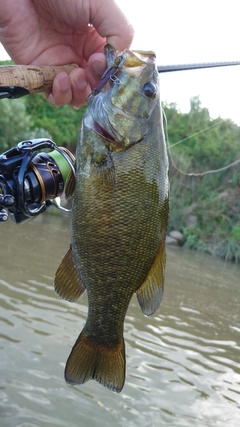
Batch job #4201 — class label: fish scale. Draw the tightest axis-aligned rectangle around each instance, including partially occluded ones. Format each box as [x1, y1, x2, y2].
[54, 45, 169, 393]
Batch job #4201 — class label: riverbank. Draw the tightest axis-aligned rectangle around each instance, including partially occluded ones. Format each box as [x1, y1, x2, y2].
[163, 98, 240, 264]
[166, 230, 184, 246]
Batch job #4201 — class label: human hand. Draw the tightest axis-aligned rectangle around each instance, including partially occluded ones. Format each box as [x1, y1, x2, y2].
[0, 0, 134, 108]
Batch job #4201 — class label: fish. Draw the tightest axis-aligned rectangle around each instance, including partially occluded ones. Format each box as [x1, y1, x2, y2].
[54, 44, 169, 393]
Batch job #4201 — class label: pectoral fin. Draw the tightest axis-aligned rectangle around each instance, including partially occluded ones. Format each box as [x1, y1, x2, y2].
[54, 245, 85, 301]
[136, 238, 166, 316]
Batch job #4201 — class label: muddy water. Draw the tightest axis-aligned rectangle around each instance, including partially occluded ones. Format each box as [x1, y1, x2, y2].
[0, 213, 239, 427]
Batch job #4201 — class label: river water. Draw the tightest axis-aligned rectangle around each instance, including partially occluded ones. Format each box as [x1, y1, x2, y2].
[0, 213, 239, 427]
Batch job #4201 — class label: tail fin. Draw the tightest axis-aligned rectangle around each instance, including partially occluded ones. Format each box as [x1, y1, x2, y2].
[65, 331, 126, 393]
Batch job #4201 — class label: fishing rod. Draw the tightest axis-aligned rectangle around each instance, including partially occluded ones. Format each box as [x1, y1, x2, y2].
[0, 60, 240, 99]
[0, 64, 78, 99]
[157, 60, 240, 73]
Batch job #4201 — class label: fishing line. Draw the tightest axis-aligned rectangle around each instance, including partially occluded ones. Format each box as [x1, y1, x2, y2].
[167, 120, 223, 149]
[162, 108, 240, 177]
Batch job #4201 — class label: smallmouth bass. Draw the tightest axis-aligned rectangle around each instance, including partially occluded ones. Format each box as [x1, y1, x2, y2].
[54, 45, 169, 393]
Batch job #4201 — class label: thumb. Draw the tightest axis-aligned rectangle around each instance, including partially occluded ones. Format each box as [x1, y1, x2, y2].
[90, 0, 134, 51]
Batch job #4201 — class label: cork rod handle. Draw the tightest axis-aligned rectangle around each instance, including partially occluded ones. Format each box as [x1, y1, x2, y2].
[0, 64, 78, 94]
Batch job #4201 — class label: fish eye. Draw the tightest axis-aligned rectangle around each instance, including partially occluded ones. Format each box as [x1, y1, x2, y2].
[143, 82, 157, 99]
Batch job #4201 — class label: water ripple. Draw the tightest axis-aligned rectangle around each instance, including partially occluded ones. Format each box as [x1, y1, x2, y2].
[0, 218, 240, 426]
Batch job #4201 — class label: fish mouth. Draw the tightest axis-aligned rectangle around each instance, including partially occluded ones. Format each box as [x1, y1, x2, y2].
[86, 101, 126, 145]
[88, 115, 142, 153]
[91, 119, 116, 143]
[91, 116, 145, 152]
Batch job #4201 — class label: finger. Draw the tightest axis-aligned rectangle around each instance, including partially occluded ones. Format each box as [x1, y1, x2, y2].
[90, 0, 134, 51]
[44, 68, 91, 109]
[87, 52, 107, 88]
[68, 67, 92, 109]
[44, 72, 72, 107]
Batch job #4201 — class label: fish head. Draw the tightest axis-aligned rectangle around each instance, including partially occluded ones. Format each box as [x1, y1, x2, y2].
[86, 45, 160, 152]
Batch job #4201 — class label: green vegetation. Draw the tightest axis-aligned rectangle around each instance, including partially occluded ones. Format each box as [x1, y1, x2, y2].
[163, 96, 240, 263]
[0, 59, 14, 65]
[0, 60, 86, 151]
[0, 60, 239, 262]
[24, 94, 86, 148]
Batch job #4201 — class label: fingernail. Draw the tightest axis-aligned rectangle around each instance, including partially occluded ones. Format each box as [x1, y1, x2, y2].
[75, 77, 88, 90]
[91, 59, 106, 77]
[58, 74, 70, 92]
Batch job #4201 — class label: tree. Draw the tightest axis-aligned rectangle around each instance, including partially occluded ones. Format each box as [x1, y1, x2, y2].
[23, 94, 87, 148]
[0, 59, 86, 149]
[164, 97, 240, 261]
[0, 99, 32, 151]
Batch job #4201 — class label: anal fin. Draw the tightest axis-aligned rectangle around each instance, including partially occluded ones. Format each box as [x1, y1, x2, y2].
[54, 245, 85, 301]
[136, 237, 166, 316]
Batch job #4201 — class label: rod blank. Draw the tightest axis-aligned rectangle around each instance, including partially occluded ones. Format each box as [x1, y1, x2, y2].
[157, 60, 240, 73]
